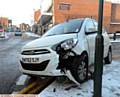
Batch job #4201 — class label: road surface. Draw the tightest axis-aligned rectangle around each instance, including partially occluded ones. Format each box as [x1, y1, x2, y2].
[0, 34, 37, 94]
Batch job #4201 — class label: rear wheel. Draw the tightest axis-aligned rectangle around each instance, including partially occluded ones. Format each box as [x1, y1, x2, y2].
[105, 47, 112, 64]
[70, 53, 88, 83]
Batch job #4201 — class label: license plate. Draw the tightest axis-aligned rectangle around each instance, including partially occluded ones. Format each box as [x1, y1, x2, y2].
[22, 58, 39, 63]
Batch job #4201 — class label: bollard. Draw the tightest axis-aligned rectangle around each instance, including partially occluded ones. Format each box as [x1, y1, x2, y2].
[113, 32, 116, 40]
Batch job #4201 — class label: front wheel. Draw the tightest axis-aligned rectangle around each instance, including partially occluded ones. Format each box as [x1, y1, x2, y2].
[70, 53, 88, 83]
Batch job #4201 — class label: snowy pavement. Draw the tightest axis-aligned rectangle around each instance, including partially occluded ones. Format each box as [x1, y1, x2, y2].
[111, 39, 120, 43]
[23, 32, 40, 38]
[5, 32, 13, 39]
[0, 32, 13, 40]
[39, 61, 120, 97]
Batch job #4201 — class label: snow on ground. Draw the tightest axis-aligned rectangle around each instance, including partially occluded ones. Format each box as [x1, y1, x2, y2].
[5, 32, 12, 39]
[109, 33, 120, 43]
[24, 32, 40, 38]
[0, 32, 12, 40]
[111, 39, 120, 43]
[39, 61, 120, 97]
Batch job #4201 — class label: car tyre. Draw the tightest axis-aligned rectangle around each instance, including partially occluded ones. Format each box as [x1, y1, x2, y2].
[70, 53, 88, 83]
[105, 47, 112, 64]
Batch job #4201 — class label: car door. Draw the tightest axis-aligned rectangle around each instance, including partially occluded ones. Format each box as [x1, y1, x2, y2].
[85, 19, 97, 64]
[93, 20, 109, 58]
[101, 29, 110, 58]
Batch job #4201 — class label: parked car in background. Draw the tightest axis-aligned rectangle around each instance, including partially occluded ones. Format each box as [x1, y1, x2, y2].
[20, 18, 112, 84]
[15, 31, 22, 36]
[0, 26, 5, 38]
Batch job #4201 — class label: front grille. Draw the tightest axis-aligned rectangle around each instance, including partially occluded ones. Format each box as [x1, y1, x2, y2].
[20, 60, 49, 71]
[21, 49, 50, 55]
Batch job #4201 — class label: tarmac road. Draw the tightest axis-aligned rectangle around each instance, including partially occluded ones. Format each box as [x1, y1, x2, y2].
[0, 34, 36, 94]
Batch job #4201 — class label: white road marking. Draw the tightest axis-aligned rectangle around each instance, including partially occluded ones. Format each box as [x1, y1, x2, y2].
[16, 75, 29, 85]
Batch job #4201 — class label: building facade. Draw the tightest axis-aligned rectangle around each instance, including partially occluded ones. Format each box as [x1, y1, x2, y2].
[19, 23, 31, 32]
[34, 9, 41, 23]
[53, 0, 111, 32]
[35, 0, 120, 33]
[0, 17, 9, 30]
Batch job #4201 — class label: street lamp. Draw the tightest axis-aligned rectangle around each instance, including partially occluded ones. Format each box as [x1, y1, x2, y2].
[93, 0, 104, 97]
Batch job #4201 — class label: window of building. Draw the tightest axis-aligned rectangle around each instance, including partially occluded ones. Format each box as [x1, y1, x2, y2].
[59, 3, 71, 11]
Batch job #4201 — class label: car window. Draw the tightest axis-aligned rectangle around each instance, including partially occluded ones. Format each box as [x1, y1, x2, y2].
[93, 20, 106, 33]
[85, 19, 97, 34]
[92, 20, 98, 31]
[43, 19, 83, 36]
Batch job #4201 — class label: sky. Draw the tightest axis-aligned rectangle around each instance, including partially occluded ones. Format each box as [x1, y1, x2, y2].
[0, 0, 120, 27]
[0, 0, 41, 26]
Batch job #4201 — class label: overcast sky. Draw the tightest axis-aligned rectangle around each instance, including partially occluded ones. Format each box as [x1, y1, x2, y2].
[0, 0, 41, 26]
[0, 0, 120, 26]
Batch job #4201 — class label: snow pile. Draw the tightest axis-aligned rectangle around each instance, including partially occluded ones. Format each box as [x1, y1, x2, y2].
[5, 33, 11, 39]
[111, 39, 120, 43]
[0, 32, 12, 39]
[23, 32, 40, 38]
[102, 61, 120, 97]
[39, 61, 120, 97]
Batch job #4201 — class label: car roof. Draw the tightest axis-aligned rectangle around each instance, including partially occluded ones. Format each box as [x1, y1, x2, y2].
[63, 18, 94, 23]
[65, 18, 84, 23]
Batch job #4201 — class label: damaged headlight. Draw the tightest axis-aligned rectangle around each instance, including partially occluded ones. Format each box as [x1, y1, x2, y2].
[60, 38, 78, 50]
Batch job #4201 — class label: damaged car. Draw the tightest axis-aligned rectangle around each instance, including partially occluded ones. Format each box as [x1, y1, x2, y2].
[20, 18, 112, 84]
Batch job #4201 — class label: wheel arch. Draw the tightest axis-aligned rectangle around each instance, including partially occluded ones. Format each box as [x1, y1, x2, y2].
[104, 45, 112, 64]
[109, 45, 112, 51]
[106, 45, 112, 57]
[69, 50, 89, 83]
[79, 51, 89, 65]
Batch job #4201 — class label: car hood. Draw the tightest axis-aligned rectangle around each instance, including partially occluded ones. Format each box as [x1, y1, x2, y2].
[23, 34, 77, 50]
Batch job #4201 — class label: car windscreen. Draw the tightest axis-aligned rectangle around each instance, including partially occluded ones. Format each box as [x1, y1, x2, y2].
[43, 19, 83, 36]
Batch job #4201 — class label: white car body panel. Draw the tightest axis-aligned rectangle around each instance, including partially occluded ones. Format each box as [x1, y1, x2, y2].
[20, 47, 62, 76]
[23, 34, 77, 50]
[103, 31, 111, 57]
[20, 18, 111, 84]
[21, 34, 77, 76]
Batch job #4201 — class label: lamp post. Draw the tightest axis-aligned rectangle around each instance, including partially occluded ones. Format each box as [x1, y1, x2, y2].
[93, 0, 104, 97]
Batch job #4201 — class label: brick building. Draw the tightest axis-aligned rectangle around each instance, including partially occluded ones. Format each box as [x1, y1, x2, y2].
[110, 3, 120, 33]
[53, 0, 112, 32]
[34, 9, 41, 23]
[0, 17, 9, 29]
[35, 0, 120, 33]
[19, 23, 31, 32]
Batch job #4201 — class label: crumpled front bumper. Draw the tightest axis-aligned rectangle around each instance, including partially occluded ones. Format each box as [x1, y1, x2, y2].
[19, 47, 65, 76]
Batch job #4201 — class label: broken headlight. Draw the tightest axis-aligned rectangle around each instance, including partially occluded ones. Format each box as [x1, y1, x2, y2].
[60, 38, 78, 50]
